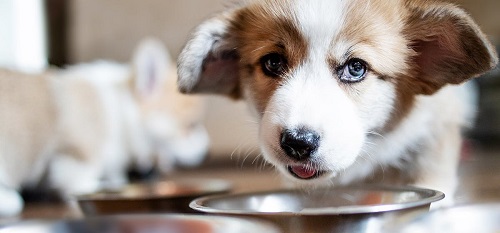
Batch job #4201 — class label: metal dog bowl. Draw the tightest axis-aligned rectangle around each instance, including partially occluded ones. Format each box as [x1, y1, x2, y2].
[392, 203, 500, 233]
[190, 185, 444, 233]
[77, 178, 231, 215]
[0, 214, 281, 233]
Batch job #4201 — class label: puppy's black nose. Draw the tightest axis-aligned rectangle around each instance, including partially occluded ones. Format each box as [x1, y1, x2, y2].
[280, 128, 320, 161]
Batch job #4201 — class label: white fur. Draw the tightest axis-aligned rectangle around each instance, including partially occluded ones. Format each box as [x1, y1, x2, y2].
[260, 60, 367, 182]
[177, 0, 497, 208]
[293, 0, 346, 52]
[177, 15, 232, 91]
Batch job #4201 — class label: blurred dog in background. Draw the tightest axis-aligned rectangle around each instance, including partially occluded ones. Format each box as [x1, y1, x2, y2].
[0, 38, 209, 217]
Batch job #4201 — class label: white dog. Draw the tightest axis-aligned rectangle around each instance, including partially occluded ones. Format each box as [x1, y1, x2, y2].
[177, 0, 498, 206]
[0, 39, 209, 217]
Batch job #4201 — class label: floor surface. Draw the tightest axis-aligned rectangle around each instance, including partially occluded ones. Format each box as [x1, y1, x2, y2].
[1, 144, 499, 225]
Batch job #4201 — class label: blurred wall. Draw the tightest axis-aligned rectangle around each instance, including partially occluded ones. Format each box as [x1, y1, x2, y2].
[69, 0, 227, 62]
[66, 0, 500, 159]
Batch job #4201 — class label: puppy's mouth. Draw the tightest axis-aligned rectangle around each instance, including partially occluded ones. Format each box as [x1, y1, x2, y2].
[287, 165, 327, 180]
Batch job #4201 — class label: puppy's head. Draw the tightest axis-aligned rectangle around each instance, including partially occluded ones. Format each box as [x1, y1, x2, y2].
[178, 0, 497, 183]
[132, 38, 209, 172]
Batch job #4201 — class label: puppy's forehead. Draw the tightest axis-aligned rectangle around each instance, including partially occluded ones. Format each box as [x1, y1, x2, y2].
[235, 0, 408, 75]
[235, 0, 347, 53]
[292, 0, 347, 49]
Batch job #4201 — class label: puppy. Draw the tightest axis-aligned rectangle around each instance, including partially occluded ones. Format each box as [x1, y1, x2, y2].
[0, 38, 208, 217]
[178, 0, 498, 206]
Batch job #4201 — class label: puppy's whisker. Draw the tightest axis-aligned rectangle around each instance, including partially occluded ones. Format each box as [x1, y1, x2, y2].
[230, 138, 257, 167]
[366, 130, 385, 139]
[363, 141, 377, 146]
[360, 148, 386, 179]
[229, 141, 245, 162]
[238, 142, 261, 168]
[240, 154, 251, 168]
[248, 149, 262, 165]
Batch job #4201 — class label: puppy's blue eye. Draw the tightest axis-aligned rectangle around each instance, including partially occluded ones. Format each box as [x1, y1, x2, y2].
[339, 58, 367, 83]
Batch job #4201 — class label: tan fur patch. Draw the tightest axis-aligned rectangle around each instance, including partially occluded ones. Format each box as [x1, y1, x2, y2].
[229, 1, 308, 114]
[335, 0, 412, 78]
[384, 0, 498, 131]
[403, 0, 498, 94]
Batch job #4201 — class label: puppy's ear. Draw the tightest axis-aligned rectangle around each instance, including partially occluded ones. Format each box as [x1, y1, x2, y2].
[132, 38, 171, 98]
[404, 3, 498, 95]
[177, 11, 241, 99]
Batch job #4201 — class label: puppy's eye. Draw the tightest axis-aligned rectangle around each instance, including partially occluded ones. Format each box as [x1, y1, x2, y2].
[339, 58, 367, 83]
[260, 53, 287, 77]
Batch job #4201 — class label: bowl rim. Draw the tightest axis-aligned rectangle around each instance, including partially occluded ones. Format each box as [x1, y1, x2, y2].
[76, 178, 232, 201]
[189, 184, 445, 216]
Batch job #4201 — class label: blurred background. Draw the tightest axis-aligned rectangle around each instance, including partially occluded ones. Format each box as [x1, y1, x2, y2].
[1, 0, 499, 164]
[0, 0, 499, 220]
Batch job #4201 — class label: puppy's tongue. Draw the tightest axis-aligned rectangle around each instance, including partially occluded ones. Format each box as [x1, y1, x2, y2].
[290, 165, 317, 179]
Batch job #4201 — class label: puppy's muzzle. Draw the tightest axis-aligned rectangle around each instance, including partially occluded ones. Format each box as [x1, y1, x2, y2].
[280, 127, 320, 161]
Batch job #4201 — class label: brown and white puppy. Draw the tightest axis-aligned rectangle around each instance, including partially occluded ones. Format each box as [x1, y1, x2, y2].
[0, 39, 208, 217]
[178, 0, 498, 206]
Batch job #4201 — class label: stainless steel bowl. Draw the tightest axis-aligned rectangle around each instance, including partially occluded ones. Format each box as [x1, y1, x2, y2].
[190, 185, 444, 233]
[393, 203, 500, 233]
[77, 178, 231, 215]
[0, 214, 281, 233]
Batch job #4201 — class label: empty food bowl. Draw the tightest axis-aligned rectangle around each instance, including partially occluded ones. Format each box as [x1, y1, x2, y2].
[77, 178, 231, 215]
[190, 185, 444, 233]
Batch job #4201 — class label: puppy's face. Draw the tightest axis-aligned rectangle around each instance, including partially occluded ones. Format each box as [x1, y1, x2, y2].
[178, 0, 497, 184]
[140, 72, 209, 169]
[231, 0, 412, 183]
[132, 39, 209, 170]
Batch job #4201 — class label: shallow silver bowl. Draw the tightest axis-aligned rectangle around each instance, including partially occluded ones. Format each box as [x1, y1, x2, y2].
[190, 185, 444, 233]
[0, 214, 281, 233]
[392, 203, 500, 233]
[77, 178, 231, 215]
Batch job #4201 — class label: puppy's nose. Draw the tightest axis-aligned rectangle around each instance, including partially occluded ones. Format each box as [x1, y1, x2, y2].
[280, 128, 320, 161]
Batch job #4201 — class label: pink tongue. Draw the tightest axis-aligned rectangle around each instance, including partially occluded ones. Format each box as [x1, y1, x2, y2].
[291, 165, 317, 179]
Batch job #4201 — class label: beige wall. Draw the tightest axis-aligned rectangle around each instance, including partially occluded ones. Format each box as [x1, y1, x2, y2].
[68, 0, 227, 62]
[67, 0, 500, 159]
[452, 0, 500, 43]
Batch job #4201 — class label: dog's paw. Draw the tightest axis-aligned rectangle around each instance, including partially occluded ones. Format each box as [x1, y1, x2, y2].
[0, 187, 24, 217]
[49, 156, 101, 197]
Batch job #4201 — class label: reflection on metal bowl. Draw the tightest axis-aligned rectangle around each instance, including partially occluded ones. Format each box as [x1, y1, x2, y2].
[190, 185, 444, 233]
[393, 203, 500, 233]
[0, 214, 281, 233]
[77, 178, 231, 215]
